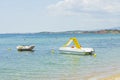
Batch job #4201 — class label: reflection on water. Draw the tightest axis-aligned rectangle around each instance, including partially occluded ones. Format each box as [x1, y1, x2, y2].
[17, 50, 35, 53]
[60, 52, 93, 56]
[59, 54, 81, 79]
[17, 50, 35, 55]
[62, 53, 81, 64]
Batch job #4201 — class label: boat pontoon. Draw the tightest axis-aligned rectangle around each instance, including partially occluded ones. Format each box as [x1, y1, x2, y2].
[59, 37, 95, 55]
[16, 45, 35, 51]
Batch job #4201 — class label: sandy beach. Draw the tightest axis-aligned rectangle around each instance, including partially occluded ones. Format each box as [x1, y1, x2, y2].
[100, 73, 120, 80]
[84, 72, 120, 80]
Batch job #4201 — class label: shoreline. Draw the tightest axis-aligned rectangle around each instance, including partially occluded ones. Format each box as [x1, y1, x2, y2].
[100, 73, 120, 80]
[0, 29, 120, 34]
[83, 69, 120, 80]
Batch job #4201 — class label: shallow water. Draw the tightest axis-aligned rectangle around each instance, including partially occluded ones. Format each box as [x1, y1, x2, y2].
[0, 33, 120, 80]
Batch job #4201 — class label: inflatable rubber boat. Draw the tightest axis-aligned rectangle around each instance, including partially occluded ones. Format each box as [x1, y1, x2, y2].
[59, 37, 95, 55]
[16, 45, 35, 51]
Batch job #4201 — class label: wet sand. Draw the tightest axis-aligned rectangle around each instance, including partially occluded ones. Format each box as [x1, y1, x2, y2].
[82, 68, 120, 80]
[100, 73, 120, 80]
[83, 73, 120, 80]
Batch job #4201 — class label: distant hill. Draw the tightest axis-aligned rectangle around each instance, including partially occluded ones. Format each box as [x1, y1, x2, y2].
[35, 29, 120, 34]
[91, 27, 120, 34]
[84, 29, 120, 34]
[61, 27, 120, 34]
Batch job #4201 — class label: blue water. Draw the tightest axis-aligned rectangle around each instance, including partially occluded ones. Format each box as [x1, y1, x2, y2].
[0, 33, 120, 80]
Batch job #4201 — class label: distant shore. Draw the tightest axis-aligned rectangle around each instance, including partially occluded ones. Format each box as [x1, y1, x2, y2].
[35, 29, 120, 34]
[0, 29, 120, 34]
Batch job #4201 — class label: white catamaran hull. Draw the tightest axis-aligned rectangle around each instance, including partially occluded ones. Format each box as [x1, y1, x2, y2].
[59, 47, 94, 55]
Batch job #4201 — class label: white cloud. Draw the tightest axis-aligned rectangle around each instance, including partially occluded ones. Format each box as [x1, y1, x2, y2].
[47, 0, 120, 16]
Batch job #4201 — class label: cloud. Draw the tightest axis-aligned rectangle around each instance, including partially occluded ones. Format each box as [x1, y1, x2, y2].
[47, 0, 120, 16]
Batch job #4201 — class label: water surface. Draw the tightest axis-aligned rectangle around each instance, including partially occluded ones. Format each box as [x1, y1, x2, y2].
[0, 33, 120, 80]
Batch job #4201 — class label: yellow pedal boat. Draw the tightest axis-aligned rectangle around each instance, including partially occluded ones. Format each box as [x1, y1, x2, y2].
[59, 37, 95, 55]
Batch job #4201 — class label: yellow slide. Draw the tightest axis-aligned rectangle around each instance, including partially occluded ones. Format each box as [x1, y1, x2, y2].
[63, 37, 82, 49]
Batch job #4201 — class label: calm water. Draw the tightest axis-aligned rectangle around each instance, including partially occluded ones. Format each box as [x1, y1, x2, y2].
[0, 33, 120, 80]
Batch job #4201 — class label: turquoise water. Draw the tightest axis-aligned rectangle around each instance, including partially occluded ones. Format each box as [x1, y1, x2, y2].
[0, 33, 120, 80]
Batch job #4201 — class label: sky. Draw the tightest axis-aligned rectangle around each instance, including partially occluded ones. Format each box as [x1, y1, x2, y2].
[0, 0, 120, 33]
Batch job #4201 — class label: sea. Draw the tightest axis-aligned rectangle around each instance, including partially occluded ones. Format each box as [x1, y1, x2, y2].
[0, 33, 120, 80]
